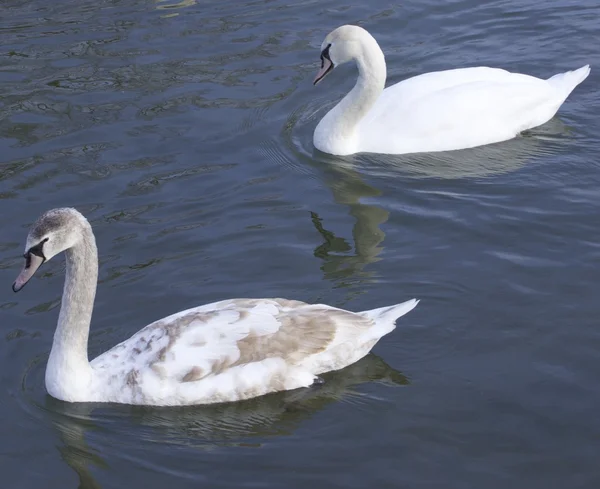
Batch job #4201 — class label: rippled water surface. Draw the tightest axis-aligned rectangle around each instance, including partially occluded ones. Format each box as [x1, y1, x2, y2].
[2, 0, 599, 487]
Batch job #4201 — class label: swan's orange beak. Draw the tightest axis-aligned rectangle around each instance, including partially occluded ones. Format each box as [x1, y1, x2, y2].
[313, 58, 334, 85]
[13, 253, 44, 292]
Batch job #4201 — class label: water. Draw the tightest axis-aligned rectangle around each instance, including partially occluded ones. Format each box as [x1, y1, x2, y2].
[1, 0, 599, 487]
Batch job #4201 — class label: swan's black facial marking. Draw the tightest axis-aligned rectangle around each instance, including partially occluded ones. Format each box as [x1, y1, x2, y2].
[320, 43, 332, 66]
[24, 237, 49, 269]
[314, 43, 334, 85]
[28, 237, 48, 259]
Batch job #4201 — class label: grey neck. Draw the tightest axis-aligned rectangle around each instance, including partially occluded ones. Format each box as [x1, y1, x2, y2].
[47, 223, 98, 378]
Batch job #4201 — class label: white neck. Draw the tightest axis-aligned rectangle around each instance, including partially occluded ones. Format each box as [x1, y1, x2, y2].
[314, 37, 386, 155]
[45, 224, 98, 401]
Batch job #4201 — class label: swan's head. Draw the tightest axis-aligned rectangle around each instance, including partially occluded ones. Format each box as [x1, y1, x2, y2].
[13, 208, 89, 292]
[313, 25, 377, 85]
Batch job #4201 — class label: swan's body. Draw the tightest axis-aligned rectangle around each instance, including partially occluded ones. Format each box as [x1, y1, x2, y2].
[13, 208, 418, 406]
[313, 25, 590, 156]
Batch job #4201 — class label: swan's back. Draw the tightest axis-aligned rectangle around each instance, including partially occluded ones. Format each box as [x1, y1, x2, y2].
[357, 66, 586, 155]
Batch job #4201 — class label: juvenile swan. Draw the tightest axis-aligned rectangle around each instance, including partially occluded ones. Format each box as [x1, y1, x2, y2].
[12, 208, 419, 406]
[313, 25, 590, 156]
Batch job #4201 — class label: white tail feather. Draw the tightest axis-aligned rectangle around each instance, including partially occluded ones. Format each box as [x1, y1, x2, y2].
[547, 64, 590, 97]
[361, 299, 419, 324]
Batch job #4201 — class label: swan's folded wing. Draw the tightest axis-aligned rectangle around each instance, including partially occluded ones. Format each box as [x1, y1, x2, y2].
[360, 73, 555, 154]
[92, 298, 374, 385]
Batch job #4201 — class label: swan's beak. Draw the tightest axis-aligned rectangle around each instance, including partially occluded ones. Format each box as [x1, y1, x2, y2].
[13, 253, 44, 292]
[313, 58, 334, 85]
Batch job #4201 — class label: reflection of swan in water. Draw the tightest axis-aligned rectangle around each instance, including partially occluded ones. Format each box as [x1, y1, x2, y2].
[356, 117, 572, 179]
[309, 161, 389, 287]
[125, 354, 408, 443]
[47, 405, 105, 489]
[44, 355, 407, 482]
[277, 106, 392, 288]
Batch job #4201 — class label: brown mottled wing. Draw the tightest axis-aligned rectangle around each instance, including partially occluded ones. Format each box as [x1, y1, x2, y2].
[235, 311, 335, 365]
[94, 298, 374, 384]
[232, 298, 375, 366]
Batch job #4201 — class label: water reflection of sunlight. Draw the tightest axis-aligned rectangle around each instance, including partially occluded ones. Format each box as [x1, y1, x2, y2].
[154, 0, 197, 18]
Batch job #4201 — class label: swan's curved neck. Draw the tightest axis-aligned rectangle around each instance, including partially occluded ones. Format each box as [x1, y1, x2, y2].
[46, 224, 98, 400]
[315, 40, 386, 154]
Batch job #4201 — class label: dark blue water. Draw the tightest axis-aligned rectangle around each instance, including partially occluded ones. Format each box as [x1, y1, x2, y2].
[1, 0, 599, 487]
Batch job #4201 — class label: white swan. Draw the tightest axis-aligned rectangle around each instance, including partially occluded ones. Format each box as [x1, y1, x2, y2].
[12, 208, 419, 406]
[313, 25, 590, 156]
